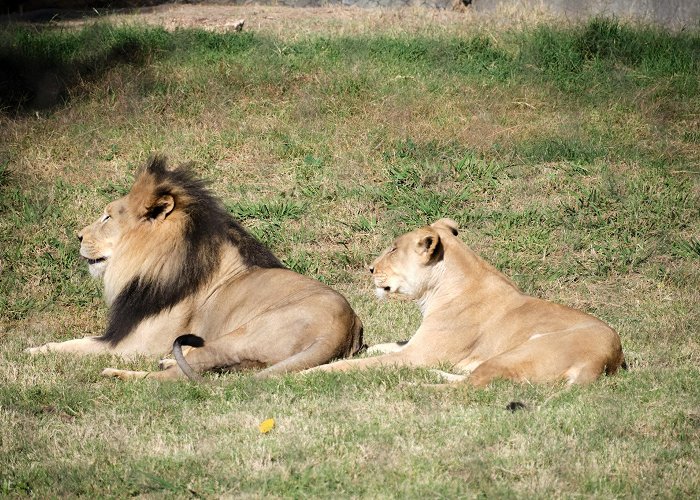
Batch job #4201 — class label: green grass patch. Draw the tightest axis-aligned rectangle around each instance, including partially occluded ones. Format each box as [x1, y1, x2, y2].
[1, 16, 698, 498]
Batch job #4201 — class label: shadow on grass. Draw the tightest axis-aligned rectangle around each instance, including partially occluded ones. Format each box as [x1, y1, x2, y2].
[0, 23, 170, 113]
[1, 17, 697, 114]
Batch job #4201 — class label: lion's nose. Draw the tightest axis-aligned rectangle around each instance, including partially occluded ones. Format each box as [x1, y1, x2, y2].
[368, 266, 375, 274]
[77, 232, 83, 243]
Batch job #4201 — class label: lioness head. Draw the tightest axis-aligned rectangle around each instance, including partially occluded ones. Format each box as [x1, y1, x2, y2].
[369, 218, 458, 299]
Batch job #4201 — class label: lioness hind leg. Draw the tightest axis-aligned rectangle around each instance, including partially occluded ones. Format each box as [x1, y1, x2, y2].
[466, 330, 619, 387]
[564, 361, 608, 385]
[467, 357, 609, 388]
[467, 360, 523, 388]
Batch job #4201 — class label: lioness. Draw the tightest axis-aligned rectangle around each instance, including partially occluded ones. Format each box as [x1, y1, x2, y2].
[27, 156, 364, 379]
[306, 219, 625, 386]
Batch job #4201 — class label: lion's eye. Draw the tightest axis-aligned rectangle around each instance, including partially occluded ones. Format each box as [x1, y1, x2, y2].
[388, 247, 397, 254]
[101, 214, 111, 223]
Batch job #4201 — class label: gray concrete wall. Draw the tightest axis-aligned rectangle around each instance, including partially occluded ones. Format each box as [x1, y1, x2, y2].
[470, 0, 699, 27]
[225, 0, 454, 9]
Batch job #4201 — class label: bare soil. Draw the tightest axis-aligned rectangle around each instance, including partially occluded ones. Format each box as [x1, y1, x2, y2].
[58, 3, 558, 37]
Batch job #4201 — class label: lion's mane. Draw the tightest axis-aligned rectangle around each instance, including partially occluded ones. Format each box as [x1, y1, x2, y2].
[100, 156, 284, 346]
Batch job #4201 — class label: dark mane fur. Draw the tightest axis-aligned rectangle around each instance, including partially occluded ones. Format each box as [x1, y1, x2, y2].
[100, 155, 284, 346]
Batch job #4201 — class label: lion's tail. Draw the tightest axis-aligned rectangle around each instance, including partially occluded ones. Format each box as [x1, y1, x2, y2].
[173, 334, 205, 383]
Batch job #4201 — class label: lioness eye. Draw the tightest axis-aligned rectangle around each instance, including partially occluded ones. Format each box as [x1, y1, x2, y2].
[101, 214, 111, 223]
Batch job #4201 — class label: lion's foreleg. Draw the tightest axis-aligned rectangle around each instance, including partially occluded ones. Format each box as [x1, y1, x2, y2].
[303, 351, 417, 373]
[101, 366, 185, 381]
[26, 337, 108, 356]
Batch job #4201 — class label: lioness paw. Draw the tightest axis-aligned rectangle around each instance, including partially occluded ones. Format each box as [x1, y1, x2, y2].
[101, 368, 150, 380]
[430, 369, 468, 383]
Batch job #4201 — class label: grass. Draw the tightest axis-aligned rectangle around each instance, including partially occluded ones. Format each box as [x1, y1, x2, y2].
[1, 15, 699, 497]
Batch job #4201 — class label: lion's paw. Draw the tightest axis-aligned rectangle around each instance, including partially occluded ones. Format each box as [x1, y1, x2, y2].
[25, 343, 54, 355]
[158, 358, 178, 370]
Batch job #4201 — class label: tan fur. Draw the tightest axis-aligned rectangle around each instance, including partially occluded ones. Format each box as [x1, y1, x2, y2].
[305, 218, 625, 387]
[27, 159, 364, 380]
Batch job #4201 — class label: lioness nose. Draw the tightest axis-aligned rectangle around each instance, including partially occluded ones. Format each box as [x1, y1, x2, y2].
[368, 266, 375, 274]
[77, 232, 83, 243]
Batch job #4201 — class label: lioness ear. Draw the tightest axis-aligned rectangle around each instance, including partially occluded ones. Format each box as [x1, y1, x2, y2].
[144, 194, 175, 221]
[431, 218, 459, 236]
[416, 229, 442, 262]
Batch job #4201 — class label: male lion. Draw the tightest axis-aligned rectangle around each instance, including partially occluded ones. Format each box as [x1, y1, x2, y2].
[305, 218, 625, 386]
[27, 156, 364, 379]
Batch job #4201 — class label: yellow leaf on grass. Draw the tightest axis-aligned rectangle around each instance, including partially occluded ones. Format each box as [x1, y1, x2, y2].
[258, 418, 275, 434]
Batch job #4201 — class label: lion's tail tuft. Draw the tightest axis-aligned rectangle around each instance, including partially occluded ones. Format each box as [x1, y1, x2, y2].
[175, 334, 205, 349]
[173, 334, 205, 382]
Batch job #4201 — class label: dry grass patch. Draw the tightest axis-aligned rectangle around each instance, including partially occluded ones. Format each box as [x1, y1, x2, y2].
[57, 4, 562, 38]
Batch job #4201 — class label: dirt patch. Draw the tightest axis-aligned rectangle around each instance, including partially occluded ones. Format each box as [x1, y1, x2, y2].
[55, 3, 559, 37]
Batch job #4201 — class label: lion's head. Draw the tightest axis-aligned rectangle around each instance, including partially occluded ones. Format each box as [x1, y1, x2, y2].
[369, 218, 459, 300]
[78, 194, 138, 279]
[79, 156, 283, 346]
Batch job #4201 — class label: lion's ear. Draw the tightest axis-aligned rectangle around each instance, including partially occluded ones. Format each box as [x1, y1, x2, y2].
[431, 218, 459, 236]
[416, 229, 442, 262]
[144, 194, 175, 221]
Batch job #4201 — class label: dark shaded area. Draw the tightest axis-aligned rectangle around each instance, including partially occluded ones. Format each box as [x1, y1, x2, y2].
[0, 24, 165, 113]
[0, 50, 135, 113]
[0, 23, 261, 114]
[1, 17, 696, 114]
[506, 401, 528, 412]
[2, 1, 172, 15]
